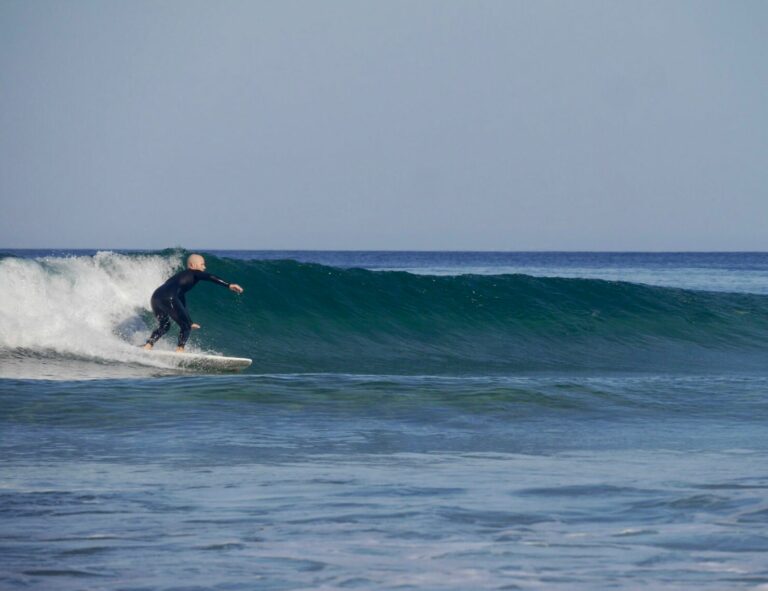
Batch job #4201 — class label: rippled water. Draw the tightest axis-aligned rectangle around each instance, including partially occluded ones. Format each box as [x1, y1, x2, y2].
[2, 374, 768, 590]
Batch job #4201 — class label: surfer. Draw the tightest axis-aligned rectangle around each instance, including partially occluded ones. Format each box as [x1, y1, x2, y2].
[143, 254, 244, 353]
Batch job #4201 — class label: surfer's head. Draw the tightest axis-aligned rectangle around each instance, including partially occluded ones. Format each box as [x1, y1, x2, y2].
[187, 254, 206, 271]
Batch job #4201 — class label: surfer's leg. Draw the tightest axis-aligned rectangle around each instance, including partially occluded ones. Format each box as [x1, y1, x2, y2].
[168, 299, 193, 349]
[146, 314, 170, 346]
[146, 298, 172, 346]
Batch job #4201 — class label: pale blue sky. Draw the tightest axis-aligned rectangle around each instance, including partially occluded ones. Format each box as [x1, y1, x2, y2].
[1, 0, 766, 250]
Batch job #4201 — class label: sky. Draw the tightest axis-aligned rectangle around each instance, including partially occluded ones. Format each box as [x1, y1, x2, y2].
[1, 0, 766, 250]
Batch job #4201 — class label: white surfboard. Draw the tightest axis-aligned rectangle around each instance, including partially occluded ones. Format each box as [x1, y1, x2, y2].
[145, 350, 252, 372]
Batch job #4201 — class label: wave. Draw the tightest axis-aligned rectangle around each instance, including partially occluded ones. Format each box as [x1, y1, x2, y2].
[1, 251, 767, 375]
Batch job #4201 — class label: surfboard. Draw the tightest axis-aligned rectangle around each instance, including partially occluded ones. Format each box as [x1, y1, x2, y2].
[145, 350, 252, 372]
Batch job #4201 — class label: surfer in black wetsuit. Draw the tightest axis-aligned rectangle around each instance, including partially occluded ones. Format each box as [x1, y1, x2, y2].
[143, 254, 244, 353]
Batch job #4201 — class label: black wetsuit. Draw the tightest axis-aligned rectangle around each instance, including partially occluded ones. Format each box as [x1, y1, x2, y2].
[146, 270, 231, 348]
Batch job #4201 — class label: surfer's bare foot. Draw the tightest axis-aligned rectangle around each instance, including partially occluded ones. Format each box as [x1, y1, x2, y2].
[191, 323, 201, 329]
[143, 343, 153, 350]
[176, 346, 185, 353]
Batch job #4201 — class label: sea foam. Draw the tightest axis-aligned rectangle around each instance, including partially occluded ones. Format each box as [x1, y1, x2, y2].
[0, 251, 179, 360]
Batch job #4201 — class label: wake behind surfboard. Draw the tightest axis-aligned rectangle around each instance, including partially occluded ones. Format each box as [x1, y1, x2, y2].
[145, 350, 252, 372]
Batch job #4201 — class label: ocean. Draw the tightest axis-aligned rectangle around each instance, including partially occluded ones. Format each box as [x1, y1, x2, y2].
[1, 250, 767, 590]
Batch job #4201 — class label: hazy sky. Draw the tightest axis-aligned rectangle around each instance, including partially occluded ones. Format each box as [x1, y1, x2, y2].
[1, 0, 766, 250]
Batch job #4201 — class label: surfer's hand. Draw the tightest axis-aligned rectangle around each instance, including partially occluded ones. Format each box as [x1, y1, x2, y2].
[191, 323, 201, 330]
[229, 284, 244, 294]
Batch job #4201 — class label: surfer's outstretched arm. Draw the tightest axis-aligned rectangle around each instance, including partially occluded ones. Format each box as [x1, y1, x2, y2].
[193, 271, 244, 294]
[186, 255, 244, 294]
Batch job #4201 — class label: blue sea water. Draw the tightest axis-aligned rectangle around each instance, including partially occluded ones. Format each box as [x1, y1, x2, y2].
[1, 251, 767, 590]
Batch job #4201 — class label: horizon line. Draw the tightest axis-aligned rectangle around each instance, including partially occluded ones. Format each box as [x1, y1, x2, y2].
[2, 247, 768, 254]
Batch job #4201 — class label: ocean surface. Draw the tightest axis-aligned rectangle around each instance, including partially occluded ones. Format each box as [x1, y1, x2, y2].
[1, 250, 767, 590]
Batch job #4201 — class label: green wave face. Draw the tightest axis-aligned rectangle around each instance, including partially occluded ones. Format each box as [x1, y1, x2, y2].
[180, 255, 768, 374]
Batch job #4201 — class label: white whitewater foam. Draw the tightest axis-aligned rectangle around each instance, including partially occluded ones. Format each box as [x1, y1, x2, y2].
[0, 251, 181, 365]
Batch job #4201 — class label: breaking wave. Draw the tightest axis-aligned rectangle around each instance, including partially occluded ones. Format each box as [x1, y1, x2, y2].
[1, 251, 767, 375]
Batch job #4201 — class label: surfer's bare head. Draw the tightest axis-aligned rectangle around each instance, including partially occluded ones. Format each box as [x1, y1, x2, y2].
[187, 254, 206, 271]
